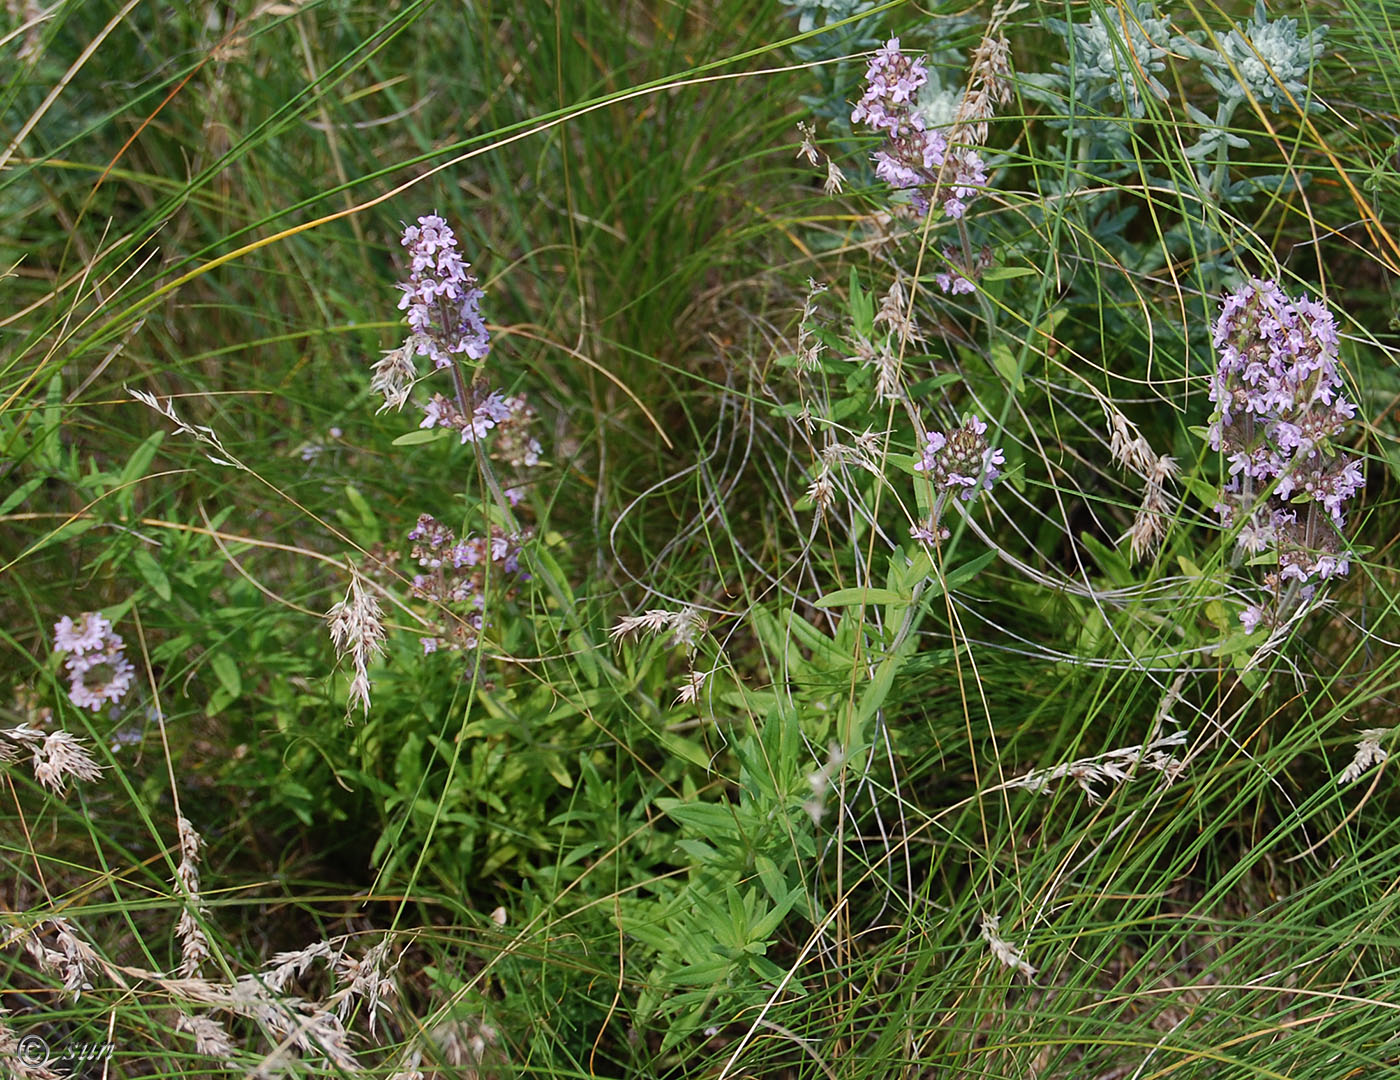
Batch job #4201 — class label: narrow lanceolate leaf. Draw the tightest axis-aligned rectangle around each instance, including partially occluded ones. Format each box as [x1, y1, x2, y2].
[814, 587, 907, 609]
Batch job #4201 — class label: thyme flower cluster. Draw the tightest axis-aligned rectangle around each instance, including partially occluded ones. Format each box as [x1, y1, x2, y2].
[1208, 280, 1363, 628]
[407, 513, 528, 654]
[370, 214, 544, 469]
[911, 415, 1004, 543]
[935, 245, 993, 295]
[852, 39, 986, 218]
[397, 214, 490, 370]
[915, 415, 1005, 498]
[53, 612, 134, 712]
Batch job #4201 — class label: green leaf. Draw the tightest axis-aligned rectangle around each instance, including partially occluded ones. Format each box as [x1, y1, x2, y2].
[754, 855, 789, 906]
[982, 266, 1038, 281]
[391, 428, 445, 446]
[1179, 474, 1219, 509]
[118, 431, 165, 490]
[0, 477, 44, 516]
[131, 546, 172, 601]
[814, 587, 906, 609]
[749, 886, 801, 942]
[990, 341, 1025, 392]
[23, 518, 95, 558]
[667, 959, 731, 986]
[39, 374, 63, 471]
[209, 651, 242, 698]
[343, 484, 380, 542]
[661, 731, 713, 770]
[656, 798, 736, 833]
[568, 629, 600, 688]
[1079, 530, 1130, 585]
[857, 655, 897, 726]
[929, 549, 998, 596]
[1176, 554, 1205, 578]
[907, 371, 965, 400]
[848, 266, 874, 339]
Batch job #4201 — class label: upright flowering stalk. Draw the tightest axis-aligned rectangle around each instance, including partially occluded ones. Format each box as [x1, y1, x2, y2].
[53, 612, 134, 712]
[851, 39, 950, 217]
[911, 415, 1005, 543]
[1207, 279, 1363, 631]
[852, 32, 1008, 221]
[370, 214, 543, 472]
[397, 213, 490, 371]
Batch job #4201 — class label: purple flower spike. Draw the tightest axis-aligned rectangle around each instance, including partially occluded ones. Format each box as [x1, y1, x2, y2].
[397, 214, 491, 371]
[851, 39, 953, 215]
[851, 39, 931, 134]
[1210, 281, 1364, 631]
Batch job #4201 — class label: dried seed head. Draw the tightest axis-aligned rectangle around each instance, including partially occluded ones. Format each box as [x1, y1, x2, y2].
[27, 730, 103, 795]
[370, 343, 418, 412]
[980, 914, 1036, 979]
[1340, 728, 1391, 785]
[675, 668, 710, 704]
[174, 815, 209, 976]
[326, 565, 386, 720]
[823, 158, 847, 196]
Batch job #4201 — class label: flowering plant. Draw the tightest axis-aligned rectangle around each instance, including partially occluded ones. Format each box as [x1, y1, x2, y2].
[850, 38, 988, 219]
[53, 612, 135, 712]
[370, 214, 541, 466]
[1206, 280, 1363, 631]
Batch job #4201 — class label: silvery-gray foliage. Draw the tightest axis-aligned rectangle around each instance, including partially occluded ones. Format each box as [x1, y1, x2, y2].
[787, 0, 875, 37]
[1201, 0, 1327, 114]
[1020, 0, 1187, 162]
[1055, 0, 1177, 116]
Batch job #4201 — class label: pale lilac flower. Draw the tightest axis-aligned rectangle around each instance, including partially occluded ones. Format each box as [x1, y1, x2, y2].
[1239, 604, 1267, 634]
[65, 647, 136, 711]
[54, 613, 135, 712]
[493, 395, 543, 468]
[407, 514, 528, 652]
[1209, 280, 1362, 589]
[417, 387, 538, 451]
[397, 214, 490, 370]
[852, 37, 1003, 218]
[914, 415, 1005, 500]
[910, 520, 948, 546]
[53, 613, 110, 654]
[851, 38, 931, 133]
[940, 149, 987, 219]
[935, 268, 976, 295]
[852, 39, 951, 215]
[935, 245, 994, 296]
